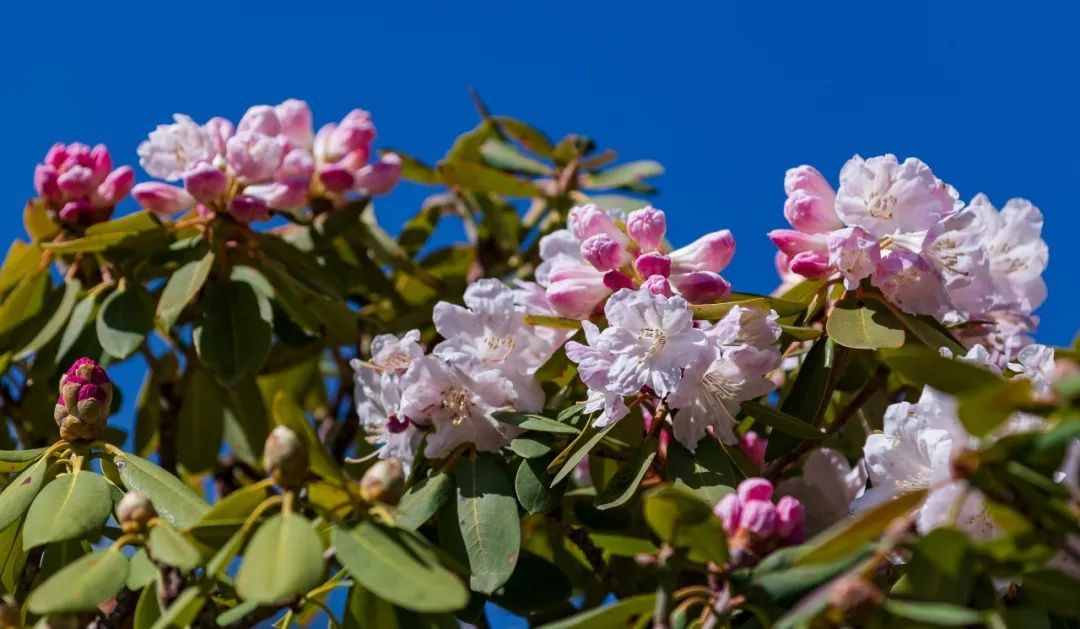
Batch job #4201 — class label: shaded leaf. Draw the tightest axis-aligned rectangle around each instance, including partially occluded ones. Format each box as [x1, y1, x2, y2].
[16, 278, 80, 360]
[396, 472, 453, 531]
[796, 489, 927, 566]
[826, 296, 905, 350]
[27, 547, 128, 614]
[455, 452, 520, 594]
[147, 520, 202, 571]
[236, 513, 325, 604]
[155, 251, 214, 330]
[96, 284, 154, 360]
[0, 456, 48, 531]
[194, 280, 272, 385]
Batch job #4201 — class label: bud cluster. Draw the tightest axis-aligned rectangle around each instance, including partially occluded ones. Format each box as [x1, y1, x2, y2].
[53, 357, 113, 442]
[714, 478, 804, 560]
[33, 143, 134, 228]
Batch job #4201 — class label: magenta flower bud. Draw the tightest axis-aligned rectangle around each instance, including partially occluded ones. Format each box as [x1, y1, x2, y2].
[34, 164, 61, 202]
[353, 153, 402, 196]
[740, 431, 767, 468]
[670, 230, 736, 274]
[767, 229, 828, 257]
[602, 269, 635, 292]
[132, 182, 195, 217]
[714, 493, 742, 535]
[788, 251, 832, 278]
[96, 166, 135, 206]
[626, 206, 667, 251]
[669, 271, 731, 303]
[783, 165, 840, 233]
[184, 163, 228, 203]
[57, 165, 95, 198]
[275, 99, 314, 148]
[88, 144, 112, 183]
[739, 499, 778, 538]
[580, 234, 626, 271]
[229, 194, 271, 223]
[58, 199, 111, 227]
[568, 204, 624, 242]
[635, 252, 671, 278]
[236, 104, 282, 137]
[737, 477, 774, 503]
[55, 357, 113, 442]
[44, 143, 68, 168]
[318, 164, 356, 193]
[776, 496, 806, 544]
[642, 275, 673, 297]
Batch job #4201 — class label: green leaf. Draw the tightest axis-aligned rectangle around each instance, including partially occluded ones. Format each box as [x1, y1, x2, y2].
[155, 251, 214, 330]
[236, 512, 325, 604]
[176, 367, 225, 474]
[396, 472, 453, 531]
[133, 583, 162, 629]
[768, 336, 837, 460]
[194, 280, 272, 385]
[0, 448, 47, 474]
[385, 149, 441, 185]
[333, 521, 468, 613]
[147, 520, 202, 572]
[779, 324, 821, 341]
[56, 292, 98, 362]
[114, 452, 210, 528]
[515, 457, 553, 515]
[880, 346, 1001, 395]
[1018, 570, 1080, 616]
[958, 377, 1035, 437]
[455, 452, 521, 594]
[584, 160, 664, 189]
[492, 116, 555, 157]
[490, 411, 580, 435]
[826, 296, 905, 350]
[27, 547, 128, 614]
[0, 241, 42, 294]
[41, 231, 131, 254]
[589, 533, 658, 557]
[744, 401, 827, 440]
[902, 528, 973, 603]
[96, 284, 154, 360]
[126, 548, 156, 590]
[24, 471, 113, 549]
[509, 436, 553, 459]
[643, 486, 728, 565]
[16, 278, 80, 360]
[537, 593, 656, 629]
[547, 419, 619, 486]
[0, 456, 48, 531]
[795, 488, 927, 566]
[480, 139, 552, 176]
[0, 518, 27, 593]
[666, 439, 739, 506]
[85, 210, 162, 237]
[272, 391, 342, 482]
[883, 600, 983, 626]
[0, 270, 48, 337]
[437, 160, 541, 197]
[149, 585, 206, 629]
[596, 441, 657, 510]
[890, 308, 965, 354]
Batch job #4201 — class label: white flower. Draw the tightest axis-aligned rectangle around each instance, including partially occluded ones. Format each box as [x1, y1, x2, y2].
[965, 194, 1048, 314]
[835, 154, 956, 237]
[827, 226, 880, 290]
[666, 306, 780, 450]
[1009, 343, 1056, 397]
[137, 114, 222, 181]
[923, 209, 995, 316]
[399, 356, 521, 458]
[565, 321, 629, 427]
[872, 248, 951, 317]
[778, 449, 867, 536]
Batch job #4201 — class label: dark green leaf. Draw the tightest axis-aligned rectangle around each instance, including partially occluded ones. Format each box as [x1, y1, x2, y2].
[547, 419, 619, 486]
[515, 458, 553, 515]
[57, 292, 98, 362]
[155, 251, 214, 331]
[176, 366, 225, 474]
[27, 547, 127, 614]
[744, 401, 826, 440]
[149, 585, 206, 629]
[272, 391, 342, 482]
[643, 486, 728, 564]
[396, 472, 453, 531]
[796, 489, 927, 566]
[491, 411, 579, 435]
[147, 520, 202, 572]
[883, 599, 983, 626]
[16, 278, 80, 360]
[96, 284, 154, 360]
[596, 441, 657, 510]
[194, 280, 272, 385]
[537, 593, 656, 629]
[455, 452, 520, 594]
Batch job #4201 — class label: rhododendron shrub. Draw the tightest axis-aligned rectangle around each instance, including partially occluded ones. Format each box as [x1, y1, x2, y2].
[0, 97, 1075, 629]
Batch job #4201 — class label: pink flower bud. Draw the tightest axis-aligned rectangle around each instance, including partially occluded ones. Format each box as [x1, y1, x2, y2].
[568, 204, 625, 243]
[245, 181, 309, 212]
[96, 166, 135, 206]
[57, 165, 95, 198]
[788, 251, 832, 278]
[277, 148, 315, 182]
[776, 496, 806, 544]
[44, 143, 68, 168]
[55, 357, 113, 441]
[236, 105, 282, 137]
[669, 271, 731, 303]
[626, 206, 666, 251]
[275, 99, 314, 148]
[580, 234, 626, 271]
[88, 144, 112, 183]
[183, 163, 228, 204]
[132, 182, 196, 216]
[226, 132, 286, 183]
[737, 477, 774, 503]
[775, 251, 793, 278]
[229, 194, 271, 223]
[203, 117, 234, 156]
[767, 229, 828, 257]
[739, 499, 778, 538]
[783, 165, 839, 233]
[714, 492, 741, 535]
[58, 199, 111, 226]
[670, 230, 735, 274]
[353, 153, 402, 196]
[318, 165, 356, 193]
[602, 269, 635, 292]
[321, 112, 375, 163]
[34, 164, 61, 202]
[739, 431, 767, 468]
[635, 253, 671, 278]
[545, 268, 610, 320]
[642, 275, 673, 297]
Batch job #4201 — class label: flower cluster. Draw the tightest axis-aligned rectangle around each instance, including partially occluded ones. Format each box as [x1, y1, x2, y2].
[133, 99, 401, 223]
[770, 155, 1048, 362]
[53, 357, 113, 442]
[715, 478, 805, 557]
[352, 279, 569, 469]
[33, 143, 134, 227]
[538, 204, 735, 319]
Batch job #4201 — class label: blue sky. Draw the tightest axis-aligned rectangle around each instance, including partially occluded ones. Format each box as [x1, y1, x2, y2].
[3, 2, 1078, 626]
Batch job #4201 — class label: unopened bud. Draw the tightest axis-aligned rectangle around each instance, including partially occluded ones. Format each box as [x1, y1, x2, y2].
[737, 477, 774, 503]
[713, 492, 741, 535]
[626, 206, 666, 252]
[635, 252, 671, 279]
[117, 491, 156, 533]
[776, 496, 806, 544]
[263, 426, 308, 488]
[359, 458, 406, 505]
[580, 234, 626, 271]
[54, 357, 113, 442]
[738, 500, 778, 539]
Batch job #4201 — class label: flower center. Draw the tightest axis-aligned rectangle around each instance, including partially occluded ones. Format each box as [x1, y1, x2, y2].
[638, 327, 667, 356]
[482, 335, 516, 361]
[379, 351, 414, 373]
[867, 192, 896, 219]
[441, 386, 472, 425]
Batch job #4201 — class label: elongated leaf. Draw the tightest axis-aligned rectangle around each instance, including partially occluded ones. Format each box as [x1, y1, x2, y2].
[96, 284, 154, 360]
[396, 472, 453, 531]
[538, 593, 656, 629]
[515, 457, 553, 515]
[176, 367, 225, 474]
[881, 346, 1001, 395]
[437, 160, 541, 197]
[42, 232, 131, 254]
[149, 585, 206, 629]
[490, 411, 579, 435]
[958, 378, 1035, 437]
[796, 489, 927, 565]
[0, 270, 48, 337]
[126, 548, 156, 590]
[666, 440, 739, 506]
[548, 419, 619, 486]
[480, 139, 552, 176]
[114, 452, 210, 528]
[596, 441, 657, 510]
[509, 436, 553, 459]
[16, 278, 80, 360]
[744, 401, 826, 440]
[147, 521, 202, 571]
[0, 455, 48, 531]
[584, 160, 664, 189]
[195, 280, 272, 385]
[133, 583, 162, 629]
[0, 241, 41, 294]
[455, 452, 520, 594]
[643, 486, 728, 564]
[27, 547, 128, 614]
[826, 297, 905, 350]
[236, 513, 325, 604]
[493, 116, 555, 157]
[57, 292, 98, 361]
[155, 251, 214, 330]
[883, 600, 983, 626]
[0, 448, 46, 474]
[334, 521, 468, 612]
[24, 471, 113, 549]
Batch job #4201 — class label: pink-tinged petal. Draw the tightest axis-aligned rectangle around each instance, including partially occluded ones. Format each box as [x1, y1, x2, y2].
[739, 431, 767, 467]
[775, 251, 793, 279]
[739, 500, 778, 538]
[34, 164, 61, 202]
[828, 226, 880, 290]
[244, 182, 309, 212]
[277, 148, 315, 182]
[669, 271, 731, 303]
[96, 166, 135, 205]
[580, 234, 626, 271]
[714, 493, 742, 535]
[568, 204, 625, 243]
[275, 99, 314, 148]
[132, 182, 195, 216]
[872, 248, 950, 317]
[776, 495, 806, 543]
[203, 117, 234, 156]
[788, 251, 832, 278]
[546, 277, 610, 320]
[602, 270, 635, 292]
[44, 143, 68, 169]
[88, 145, 112, 184]
[767, 228, 828, 257]
[635, 252, 671, 278]
[183, 163, 228, 204]
[353, 153, 402, 196]
[226, 132, 286, 183]
[318, 165, 356, 193]
[670, 229, 735, 274]
[783, 165, 840, 233]
[626, 206, 666, 251]
[229, 194, 271, 223]
[738, 478, 774, 503]
[57, 165, 95, 198]
[236, 105, 282, 137]
[324, 111, 375, 163]
[641, 275, 673, 297]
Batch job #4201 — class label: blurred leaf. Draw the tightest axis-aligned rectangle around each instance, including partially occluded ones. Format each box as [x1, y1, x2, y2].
[795, 488, 926, 566]
[455, 452, 520, 594]
[148, 520, 202, 572]
[584, 160, 664, 189]
[194, 280, 273, 385]
[0, 456, 48, 531]
[96, 283, 154, 360]
[343, 584, 399, 629]
[0, 241, 41, 296]
[333, 521, 468, 612]
[491, 411, 580, 435]
[437, 161, 542, 197]
[126, 548, 156, 590]
[56, 292, 98, 362]
[538, 593, 655, 629]
[24, 471, 113, 549]
[744, 401, 826, 440]
[881, 345, 1001, 395]
[958, 377, 1034, 437]
[493, 551, 573, 615]
[41, 232, 131, 254]
[177, 366, 225, 474]
[827, 296, 905, 350]
[493, 116, 555, 157]
[480, 139, 552, 176]
[26, 547, 127, 614]
[23, 201, 59, 242]
[902, 528, 973, 603]
[272, 391, 342, 482]
[595, 439, 657, 510]
[149, 585, 206, 629]
[589, 532, 658, 557]
[515, 457, 554, 515]
[643, 486, 728, 565]
[883, 600, 983, 626]
[0, 270, 48, 338]
[384, 149, 441, 185]
[780, 324, 822, 341]
[155, 251, 214, 331]
[236, 513, 325, 604]
[0, 448, 46, 474]
[396, 472, 453, 531]
[16, 277, 80, 360]
[114, 452, 210, 528]
[1019, 570, 1080, 617]
[666, 439, 738, 506]
[445, 121, 496, 162]
[133, 583, 161, 629]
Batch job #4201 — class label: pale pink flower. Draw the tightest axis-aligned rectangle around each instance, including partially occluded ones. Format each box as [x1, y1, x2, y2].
[778, 449, 866, 536]
[872, 248, 950, 317]
[137, 115, 222, 181]
[835, 154, 956, 237]
[827, 226, 880, 289]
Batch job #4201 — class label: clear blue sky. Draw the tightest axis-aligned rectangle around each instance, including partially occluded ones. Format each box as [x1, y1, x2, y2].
[3, 2, 1078, 626]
